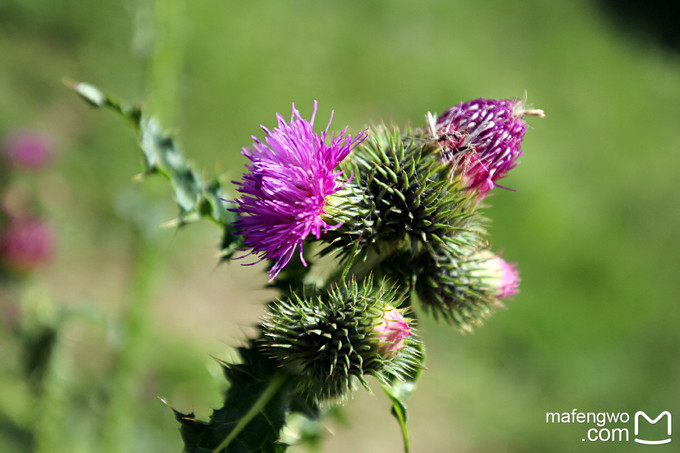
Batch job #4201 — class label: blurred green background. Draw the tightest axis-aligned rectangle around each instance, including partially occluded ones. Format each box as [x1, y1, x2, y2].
[1, 0, 679, 452]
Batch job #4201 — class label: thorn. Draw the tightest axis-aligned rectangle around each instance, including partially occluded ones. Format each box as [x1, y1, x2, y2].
[131, 172, 145, 182]
[523, 108, 546, 118]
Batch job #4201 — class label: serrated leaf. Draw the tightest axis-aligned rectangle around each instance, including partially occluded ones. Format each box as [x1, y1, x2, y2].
[174, 340, 294, 453]
[140, 117, 201, 216]
[68, 81, 241, 259]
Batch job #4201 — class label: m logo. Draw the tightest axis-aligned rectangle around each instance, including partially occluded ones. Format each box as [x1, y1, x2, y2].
[634, 411, 672, 445]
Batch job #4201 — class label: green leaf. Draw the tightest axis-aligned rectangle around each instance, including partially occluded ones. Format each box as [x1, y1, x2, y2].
[173, 340, 295, 453]
[140, 117, 202, 217]
[68, 80, 142, 127]
[67, 80, 242, 258]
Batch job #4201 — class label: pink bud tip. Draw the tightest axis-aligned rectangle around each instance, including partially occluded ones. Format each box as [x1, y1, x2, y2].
[374, 308, 412, 357]
[495, 257, 520, 300]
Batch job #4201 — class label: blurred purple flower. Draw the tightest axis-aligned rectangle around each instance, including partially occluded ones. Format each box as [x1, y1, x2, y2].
[0, 217, 55, 273]
[3, 131, 54, 169]
[232, 102, 367, 280]
[495, 255, 520, 300]
[432, 98, 544, 195]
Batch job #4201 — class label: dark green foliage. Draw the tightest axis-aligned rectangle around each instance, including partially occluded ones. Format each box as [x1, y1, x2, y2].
[174, 339, 294, 453]
[265, 252, 317, 298]
[260, 277, 422, 402]
[22, 325, 57, 391]
[69, 81, 242, 260]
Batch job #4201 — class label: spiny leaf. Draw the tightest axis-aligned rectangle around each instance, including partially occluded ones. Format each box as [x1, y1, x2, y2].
[68, 80, 242, 259]
[173, 340, 295, 453]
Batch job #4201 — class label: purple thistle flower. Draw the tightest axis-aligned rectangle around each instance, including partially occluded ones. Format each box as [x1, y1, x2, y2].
[431, 98, 544, 195]
[232, 101, 367, 280]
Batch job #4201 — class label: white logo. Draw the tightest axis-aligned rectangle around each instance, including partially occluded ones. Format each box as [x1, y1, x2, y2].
[634, 411, 672, 445]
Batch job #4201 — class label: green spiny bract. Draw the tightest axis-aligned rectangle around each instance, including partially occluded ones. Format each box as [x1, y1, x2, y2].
[260, 277, 421, 402]
[414, 237, 504, 332]
[321, 125, 484, 265]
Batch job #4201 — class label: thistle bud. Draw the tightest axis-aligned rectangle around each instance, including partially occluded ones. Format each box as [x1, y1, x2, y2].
[414, 240, 518, 331]
[0, 217, 55, 273]
[431, 98, 544, 196]
[471, 250, 520, 300]
[3, 131, 54, 170]
[260, 277, 420, 401]
[321, 125, 483, 264]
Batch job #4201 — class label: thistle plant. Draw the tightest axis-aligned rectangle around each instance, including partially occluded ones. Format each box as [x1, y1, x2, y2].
[70, 82, 543, 452]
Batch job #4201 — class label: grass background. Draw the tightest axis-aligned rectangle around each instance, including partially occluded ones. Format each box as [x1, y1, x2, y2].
[1, 0, 679, 452]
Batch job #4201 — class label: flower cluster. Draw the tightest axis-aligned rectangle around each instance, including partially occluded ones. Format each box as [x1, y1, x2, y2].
[230, 98, 541, 329]
[229, 97, 539, 397]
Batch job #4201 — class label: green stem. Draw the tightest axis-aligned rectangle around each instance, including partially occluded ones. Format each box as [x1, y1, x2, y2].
[392, 402, 410, 453]
[100, 234, 161, 452]
[211, 373, 288, 453]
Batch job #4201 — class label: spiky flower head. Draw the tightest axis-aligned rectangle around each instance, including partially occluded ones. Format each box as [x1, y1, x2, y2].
[232, 101, 367, 280]
[260, 277, 421, 401]
[0, 217, 55, 273]
[430, 98, 544, 195]
[321, 125, 485, 264]
[414, 240, 516, 331]
[3, 131, 54, 170]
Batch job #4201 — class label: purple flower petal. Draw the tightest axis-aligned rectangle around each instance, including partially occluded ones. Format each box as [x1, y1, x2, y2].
[434, 98, 543, 195]
[232, 102, 367, 280]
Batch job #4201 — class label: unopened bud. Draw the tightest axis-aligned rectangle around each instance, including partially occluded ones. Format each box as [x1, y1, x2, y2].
[260, 277, 420, 401]
[414, 241, 519, 331]
[472, 250, 520, 300]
